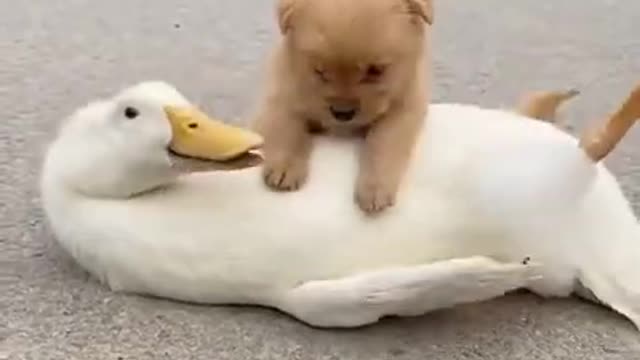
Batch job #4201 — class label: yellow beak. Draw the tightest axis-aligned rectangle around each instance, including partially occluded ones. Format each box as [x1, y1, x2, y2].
[164, 106, 263, 161]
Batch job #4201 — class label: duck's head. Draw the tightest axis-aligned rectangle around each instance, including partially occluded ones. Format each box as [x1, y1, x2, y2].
[43, 81, 263, 198]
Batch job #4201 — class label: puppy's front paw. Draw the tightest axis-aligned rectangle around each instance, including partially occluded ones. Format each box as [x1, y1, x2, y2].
[263, 160, 308, 191]
[355, 180, 397, 215]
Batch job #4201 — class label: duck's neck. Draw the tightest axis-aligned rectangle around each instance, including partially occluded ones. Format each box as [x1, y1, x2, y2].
[41, 137, 179, 200]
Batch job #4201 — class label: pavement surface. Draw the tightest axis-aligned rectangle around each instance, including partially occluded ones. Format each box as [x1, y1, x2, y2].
[2, 0, 640, 359]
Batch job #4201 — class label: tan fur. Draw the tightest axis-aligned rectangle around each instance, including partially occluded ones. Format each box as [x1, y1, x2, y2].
[252, 0, 433, 214]
[579, 83, 640, 162]
[516, 89, 579, 123]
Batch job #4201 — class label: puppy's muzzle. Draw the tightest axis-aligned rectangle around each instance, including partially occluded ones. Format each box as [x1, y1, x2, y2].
[329, 104, 359, 122]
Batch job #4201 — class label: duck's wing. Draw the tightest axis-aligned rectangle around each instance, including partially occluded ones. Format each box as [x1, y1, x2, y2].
[277, 256, 542, 328]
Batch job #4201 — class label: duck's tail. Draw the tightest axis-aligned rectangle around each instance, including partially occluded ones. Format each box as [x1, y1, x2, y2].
[516, 88, 580, 124]
[579, 83, 640, 162]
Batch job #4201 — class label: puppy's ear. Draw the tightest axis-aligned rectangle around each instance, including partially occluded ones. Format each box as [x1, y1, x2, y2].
[403, 0, 434, 25]
[277, 0, 298, 34]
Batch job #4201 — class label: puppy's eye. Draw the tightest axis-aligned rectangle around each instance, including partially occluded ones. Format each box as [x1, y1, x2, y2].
[314, 68, 329, 83]
[362, 65, 386, 83]
[188, 122, 198, 129]
[124, 107, 139, 119]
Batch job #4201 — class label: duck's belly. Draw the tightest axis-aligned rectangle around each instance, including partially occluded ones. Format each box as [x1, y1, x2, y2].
[119, 105, 593, 301]
[109, 166, 510, 304]
[50, 103, 593, 304]
[46, 146, 504, 304]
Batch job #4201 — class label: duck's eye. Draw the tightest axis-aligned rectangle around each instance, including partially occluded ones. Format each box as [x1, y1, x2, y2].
[188, 122, 198, 129]
[362, 64, 386, 83]
[124, 107, 139, 119]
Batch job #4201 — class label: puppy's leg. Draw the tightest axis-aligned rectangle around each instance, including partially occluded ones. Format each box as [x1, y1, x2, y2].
[252, 107, 312, 191]
[355, 107, 424, 213]
[278, 256, 541, 328]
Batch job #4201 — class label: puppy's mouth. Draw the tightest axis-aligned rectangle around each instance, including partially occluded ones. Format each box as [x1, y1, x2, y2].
[323, 110, 382, 131]
[330, 107, 359, 122]
[324, 100, 391, 128]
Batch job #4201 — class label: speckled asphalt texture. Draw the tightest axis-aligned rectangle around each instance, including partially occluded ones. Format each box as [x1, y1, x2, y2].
[2, 1, 640, 359]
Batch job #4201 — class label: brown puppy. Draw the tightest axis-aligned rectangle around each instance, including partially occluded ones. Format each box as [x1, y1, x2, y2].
[251, 0, 433, 214]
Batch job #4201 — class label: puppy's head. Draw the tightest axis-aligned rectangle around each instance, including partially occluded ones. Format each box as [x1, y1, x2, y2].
[277, 0, 433, 128]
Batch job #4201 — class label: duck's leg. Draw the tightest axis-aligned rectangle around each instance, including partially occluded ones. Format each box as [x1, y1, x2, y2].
[277, 256, 542, 328]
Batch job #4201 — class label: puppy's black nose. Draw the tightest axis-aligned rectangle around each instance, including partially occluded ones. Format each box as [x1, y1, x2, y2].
[330, 106, 358, 122]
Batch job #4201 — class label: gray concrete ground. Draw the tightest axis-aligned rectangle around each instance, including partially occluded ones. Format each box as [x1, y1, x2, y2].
[2, 0, 640, 359]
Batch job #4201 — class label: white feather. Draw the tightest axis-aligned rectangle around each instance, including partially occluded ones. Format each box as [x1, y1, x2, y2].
[40, 83, 640, 329]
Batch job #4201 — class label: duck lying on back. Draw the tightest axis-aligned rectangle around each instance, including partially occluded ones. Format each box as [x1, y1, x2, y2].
[40, 81, 640, 329]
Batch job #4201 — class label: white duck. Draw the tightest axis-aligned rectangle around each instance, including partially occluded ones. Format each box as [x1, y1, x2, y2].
[40, 81, 640, 329]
